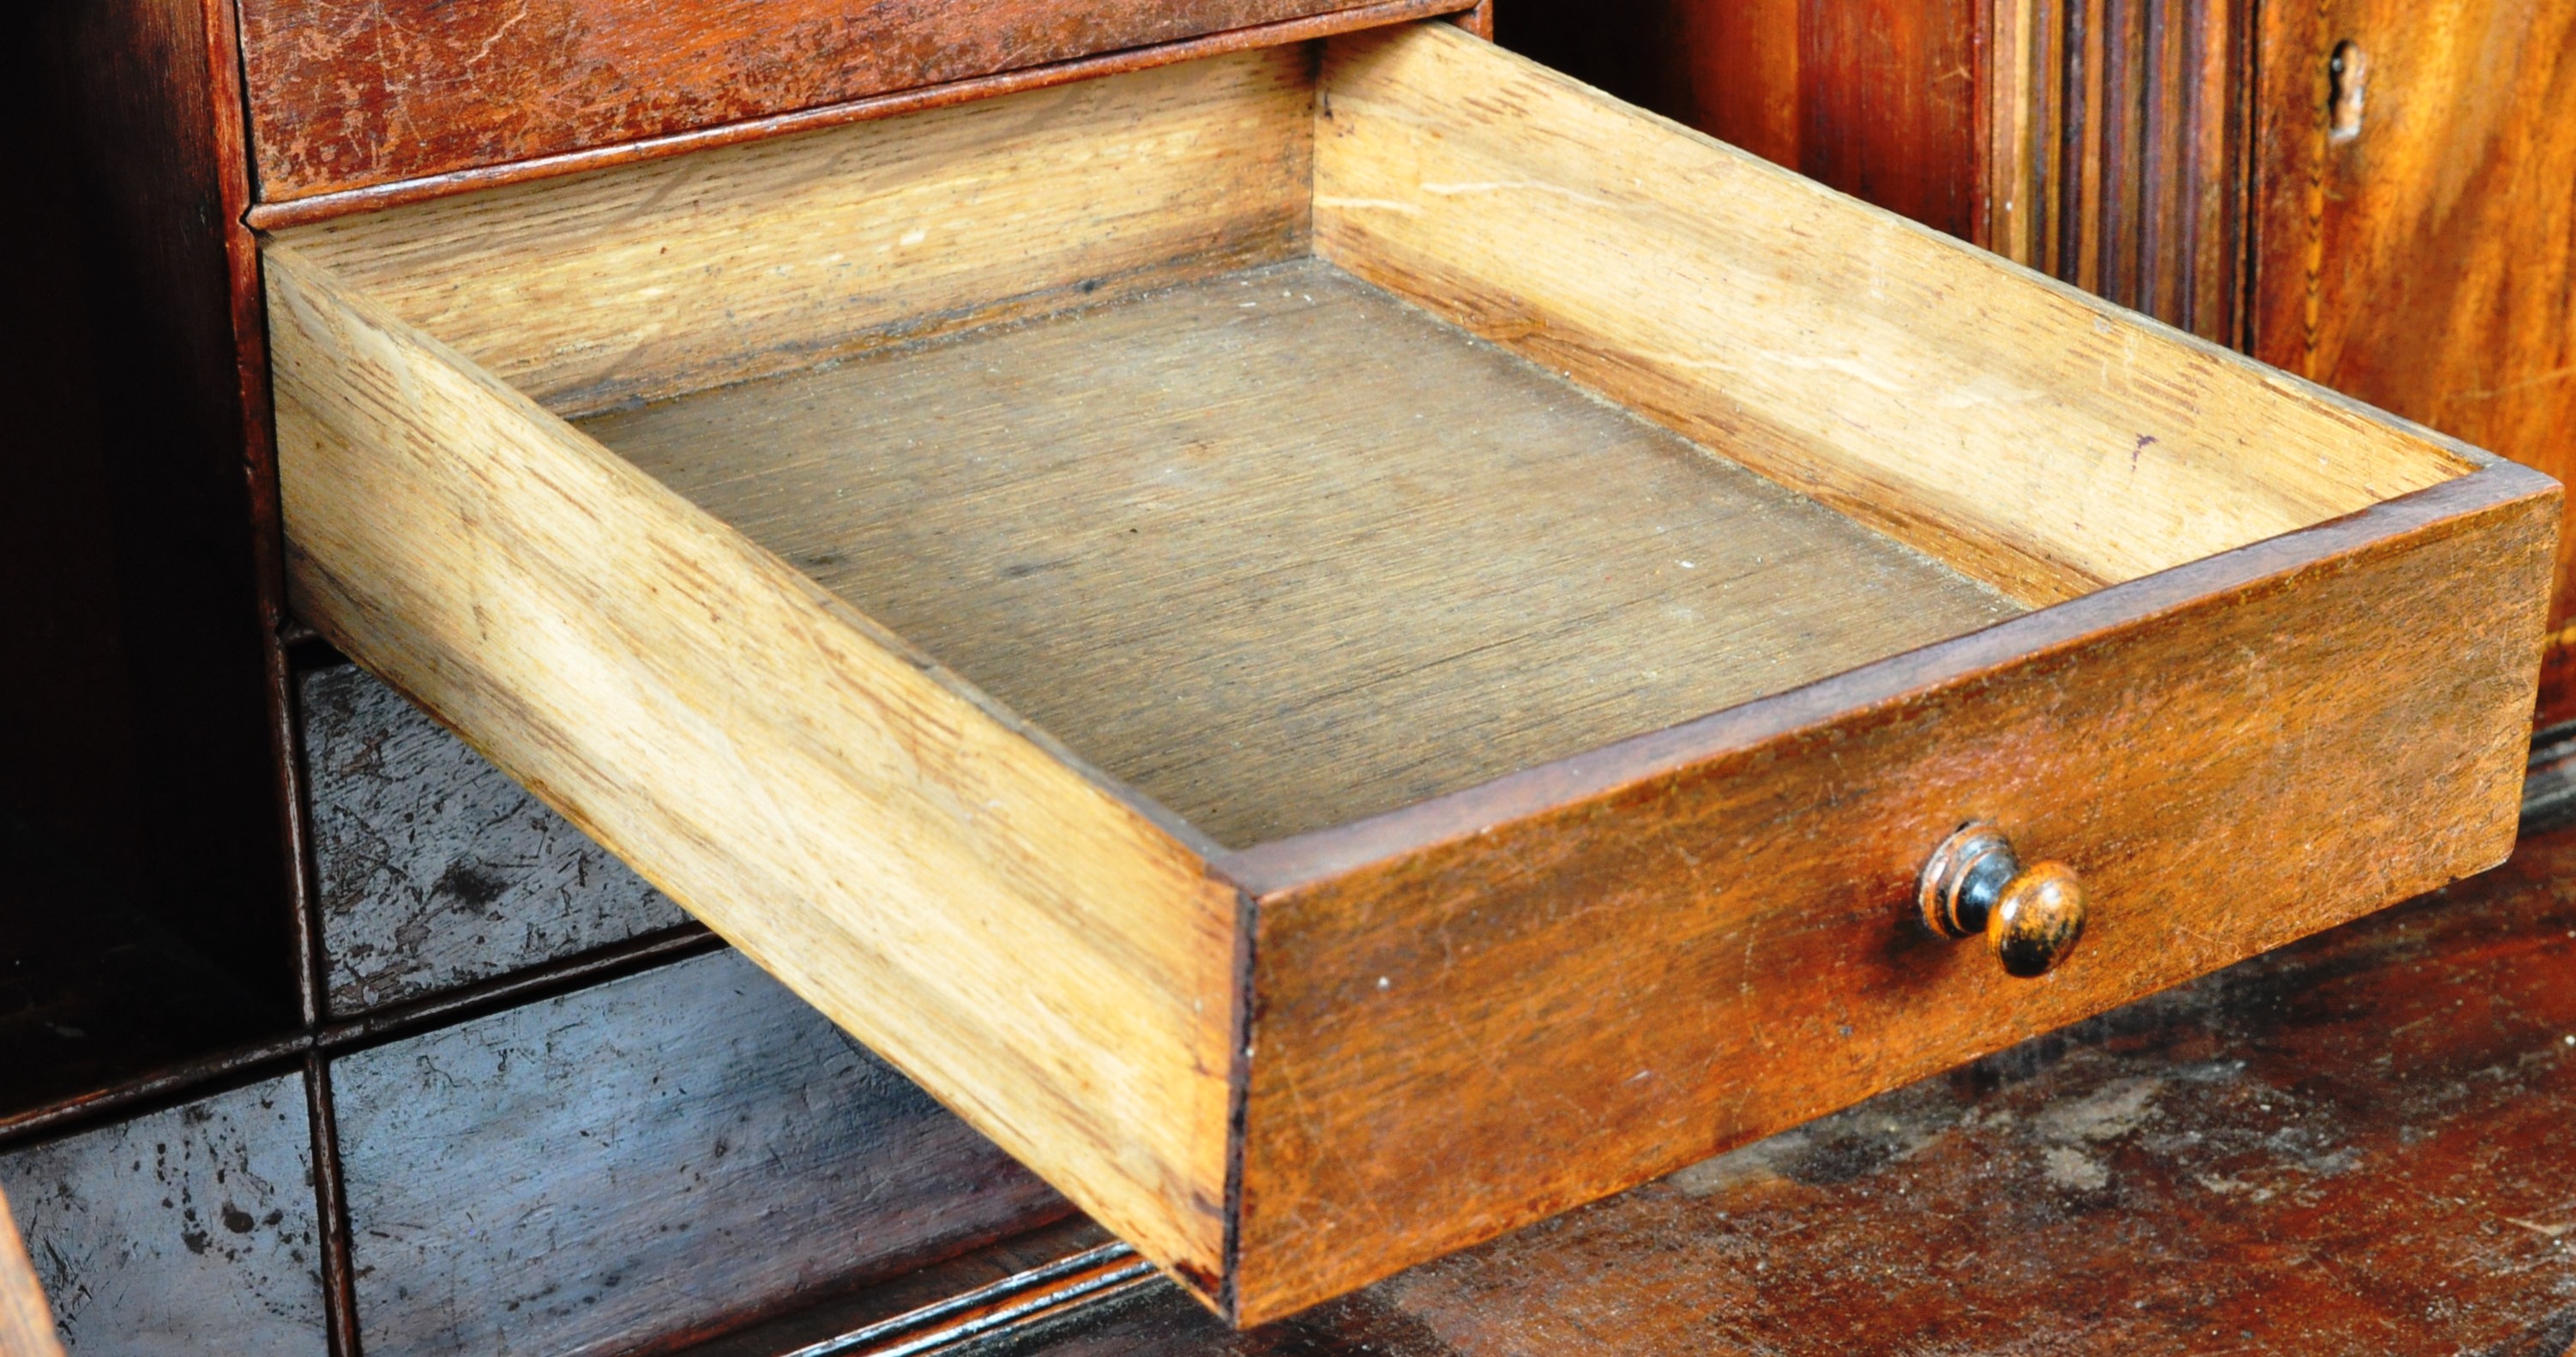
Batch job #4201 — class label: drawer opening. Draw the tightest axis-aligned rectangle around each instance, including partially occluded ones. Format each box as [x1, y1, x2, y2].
[263, 18, 2526, 1327]
[575, 256, 2022, 847]
[259, 27, 2472, 853]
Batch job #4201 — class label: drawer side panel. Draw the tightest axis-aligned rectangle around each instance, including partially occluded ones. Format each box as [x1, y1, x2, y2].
[264, 244, 1243, 1298]
[1231, 472, 2556, 1321]
[1313, 25, 2471, 606]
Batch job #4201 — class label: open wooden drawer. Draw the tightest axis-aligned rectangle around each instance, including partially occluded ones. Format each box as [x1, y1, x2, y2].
[262, 21, 2557, 1325]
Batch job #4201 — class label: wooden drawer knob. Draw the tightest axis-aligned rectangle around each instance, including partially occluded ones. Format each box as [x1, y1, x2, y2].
[1917, 823, 2086, 978]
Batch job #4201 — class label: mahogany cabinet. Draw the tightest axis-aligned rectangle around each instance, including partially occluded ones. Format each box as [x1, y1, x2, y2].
[1, 0, 2562, 1348]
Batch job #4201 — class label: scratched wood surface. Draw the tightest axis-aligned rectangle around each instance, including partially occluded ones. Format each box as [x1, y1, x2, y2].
[234, 0, 1383, 203]
[300, 664, 687, 1014]
[1501, 0, 1986, 245]
[2250, 0, 2576, 721]
[1009, 815, 2576, 1355]
[1210, 24, 2555, 1322]
[585, 259, 2020, 847]
[0, 1076, 324, 1356]
[266, 46, 1317, 420]
[334, 949, 1067, 1357]
[267, 22, 2559, 1324]
[268, 240, 1244, 1300]
[0, 1185, 62, 1357]
[1221, 462, 2555, 1321]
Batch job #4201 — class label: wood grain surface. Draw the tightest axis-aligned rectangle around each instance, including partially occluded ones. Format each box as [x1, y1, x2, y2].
[0, 1185, 61, 1357]
[1987, 0, 2251, 344]
[242, 1, 1480, 231]
[1006, 817, 2576, 1354]
[1220, 464, 2556, 1322]
[236, 0, 1389, 203]
[266, 244, 1244, 1302]
[268, 47, 1315, 419]
[584, 259, 2020, 847]
[2251, 0, 2576, 720]
[1315, 25, 2467, 607]
[334, 950, 1067, 1357]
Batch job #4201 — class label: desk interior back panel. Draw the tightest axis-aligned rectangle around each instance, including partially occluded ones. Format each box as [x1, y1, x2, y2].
[584, 259, 2024, 847]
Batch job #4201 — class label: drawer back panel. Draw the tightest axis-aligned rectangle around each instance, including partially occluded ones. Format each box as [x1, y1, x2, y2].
[237, 0, 1392, 205]
[267, 47, 1315, 417]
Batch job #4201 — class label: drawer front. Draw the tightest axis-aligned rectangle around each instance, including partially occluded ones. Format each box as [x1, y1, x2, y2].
[237, 0, 1455, 207]
[1225, 478, 2555, 1319]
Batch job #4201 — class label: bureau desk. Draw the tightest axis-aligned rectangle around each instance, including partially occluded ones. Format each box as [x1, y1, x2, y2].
[3, 0, 2560, 1349]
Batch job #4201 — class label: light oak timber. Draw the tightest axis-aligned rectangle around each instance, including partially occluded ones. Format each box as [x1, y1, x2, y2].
[260, 21, 2559, 1327]
[270, 46, 1320, 417]
[237, 0, 1417, 202]
[1312, 25, 2467, 606]
[265, 244, 1244, 1302]
[581, 260, 2022, 846]
[239, 0, 1477, 231]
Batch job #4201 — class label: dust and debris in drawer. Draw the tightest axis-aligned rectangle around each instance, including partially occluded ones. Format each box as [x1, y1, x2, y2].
[256, 21, 2558, 1325]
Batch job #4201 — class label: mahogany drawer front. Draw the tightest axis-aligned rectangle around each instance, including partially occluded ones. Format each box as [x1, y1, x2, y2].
[257, 23, 2558, 1326]
[235, 0, 1470, 211]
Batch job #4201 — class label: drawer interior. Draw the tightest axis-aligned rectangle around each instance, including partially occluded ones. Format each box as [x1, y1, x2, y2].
[577, 258, 2018, 845]
[270, 29, 2476, 852]
[262, 19, 2520, 1324]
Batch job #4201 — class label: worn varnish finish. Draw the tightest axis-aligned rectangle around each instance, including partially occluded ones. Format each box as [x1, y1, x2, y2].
[265, 24, 2556, 1324]
[1314, 27, 2465, 605]
[333, 950, 1067, 1357]
[584, 260, 2020, 846]
[1008, 817, 2576, 1354]
[300, 665, 686, 1014]
[1224, 467, 2554, 1319]
[237, 0, 1427, 205]
[0, 1076, 326, 1355]
[240, 0, 1484, 232]
[2252, 0, 2576, 722]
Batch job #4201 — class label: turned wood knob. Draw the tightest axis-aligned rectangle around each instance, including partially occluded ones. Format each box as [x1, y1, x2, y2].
[1917, 823, 2086, 978]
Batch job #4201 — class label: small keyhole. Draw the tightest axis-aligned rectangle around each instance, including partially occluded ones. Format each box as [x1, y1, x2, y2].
[2330, 40, 2368, 140]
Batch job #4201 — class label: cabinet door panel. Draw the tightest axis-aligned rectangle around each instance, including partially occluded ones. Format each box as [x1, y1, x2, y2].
[2253, 0, 2576, 715]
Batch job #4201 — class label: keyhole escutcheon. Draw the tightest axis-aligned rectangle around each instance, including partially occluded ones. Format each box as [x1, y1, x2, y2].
[2330, 39, 2368, 141]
